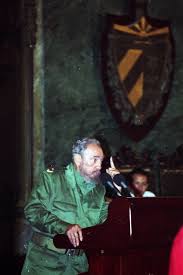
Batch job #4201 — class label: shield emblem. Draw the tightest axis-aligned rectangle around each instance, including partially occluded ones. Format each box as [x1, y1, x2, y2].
[102, 13, 174, 141]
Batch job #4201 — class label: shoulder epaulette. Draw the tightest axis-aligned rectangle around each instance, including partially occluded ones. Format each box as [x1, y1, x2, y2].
[46, 164, 55, 173]
[46, 168, 54, 173]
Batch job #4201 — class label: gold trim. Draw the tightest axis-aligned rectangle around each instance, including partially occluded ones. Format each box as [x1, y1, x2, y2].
[128, 73, 143, 107]
[113, 16, 169, 37]
[118, 49, 142, 81]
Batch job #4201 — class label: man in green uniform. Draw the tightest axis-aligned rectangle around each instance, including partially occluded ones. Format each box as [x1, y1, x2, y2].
[21, 137, 108, 275]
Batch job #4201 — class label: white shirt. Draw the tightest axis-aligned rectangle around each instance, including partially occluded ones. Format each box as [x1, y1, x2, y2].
[130, 191, 156, 197]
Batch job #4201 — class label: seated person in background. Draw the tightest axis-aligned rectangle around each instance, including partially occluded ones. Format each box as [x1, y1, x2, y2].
[21, 137, 108, 275]
[127, 167, 156, 197]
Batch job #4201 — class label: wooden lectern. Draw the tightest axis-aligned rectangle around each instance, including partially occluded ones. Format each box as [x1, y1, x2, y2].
[53, 198, 183, 275]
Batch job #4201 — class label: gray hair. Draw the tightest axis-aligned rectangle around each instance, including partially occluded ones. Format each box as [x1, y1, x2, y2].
[72, 137, 101, 157]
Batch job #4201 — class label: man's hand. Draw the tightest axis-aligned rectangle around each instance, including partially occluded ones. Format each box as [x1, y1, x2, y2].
[66, 224, 83, 247]
[106, 156, 120, 178]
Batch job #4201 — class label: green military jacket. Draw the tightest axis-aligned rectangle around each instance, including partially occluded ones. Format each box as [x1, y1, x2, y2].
[22, 164, 108, 275]
[25, 163, 108, 235]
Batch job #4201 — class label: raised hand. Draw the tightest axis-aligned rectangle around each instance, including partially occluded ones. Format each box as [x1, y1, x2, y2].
[106, 156, 120, 178]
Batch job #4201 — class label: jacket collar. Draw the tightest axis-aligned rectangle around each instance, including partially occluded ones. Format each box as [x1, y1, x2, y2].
[65, 163, 96, 195]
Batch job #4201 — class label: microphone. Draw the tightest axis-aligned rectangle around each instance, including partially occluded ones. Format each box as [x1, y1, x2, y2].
[100, 173, 122, 198]
[113, 174, 132, 197]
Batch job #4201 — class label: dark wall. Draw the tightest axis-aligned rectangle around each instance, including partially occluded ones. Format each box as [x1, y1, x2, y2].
[43, 0, 183, 167]
[0, 1, 21, 267]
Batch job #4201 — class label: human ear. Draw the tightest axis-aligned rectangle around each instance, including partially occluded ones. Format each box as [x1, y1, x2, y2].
[73, 154, 82, 168]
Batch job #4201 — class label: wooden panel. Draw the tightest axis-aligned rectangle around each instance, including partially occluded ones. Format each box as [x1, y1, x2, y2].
[54, 197, 183, 275]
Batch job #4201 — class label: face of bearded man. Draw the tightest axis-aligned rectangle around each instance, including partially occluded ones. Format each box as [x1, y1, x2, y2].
[77, 143, 104, 182]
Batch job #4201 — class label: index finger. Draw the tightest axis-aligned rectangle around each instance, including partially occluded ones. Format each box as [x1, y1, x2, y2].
[78, 229, 83, 242]
[110, 156, 116, 169]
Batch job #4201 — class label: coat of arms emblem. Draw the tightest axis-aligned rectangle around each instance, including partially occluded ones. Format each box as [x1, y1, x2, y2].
[102, 0, 174, 141]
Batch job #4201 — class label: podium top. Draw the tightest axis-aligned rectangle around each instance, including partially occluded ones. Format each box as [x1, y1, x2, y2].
[53, 197, 183, 255]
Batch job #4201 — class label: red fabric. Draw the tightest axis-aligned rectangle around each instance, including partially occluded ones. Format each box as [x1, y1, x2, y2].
[169, 226, 183, 275]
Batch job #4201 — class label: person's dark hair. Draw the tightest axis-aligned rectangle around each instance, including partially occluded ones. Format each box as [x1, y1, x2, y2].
[72, 137, 101, 158]
[127, 167, 149, 186]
